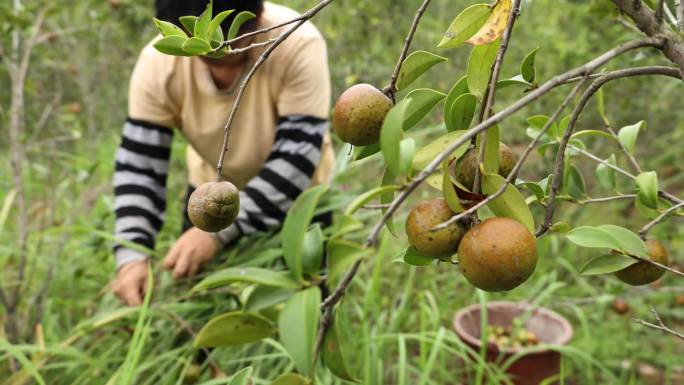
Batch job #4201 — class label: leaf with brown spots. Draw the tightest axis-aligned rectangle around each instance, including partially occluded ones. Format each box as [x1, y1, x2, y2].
[465, 0, 512, 46]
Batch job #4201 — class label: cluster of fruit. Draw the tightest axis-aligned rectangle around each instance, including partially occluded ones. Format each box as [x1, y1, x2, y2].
[333, 83, 536, 292]
[486, 323, 539, 350]
[331, 83, 671, 292]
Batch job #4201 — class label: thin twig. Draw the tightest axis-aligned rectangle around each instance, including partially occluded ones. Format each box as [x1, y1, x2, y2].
[677, 0, 684, 30]
[433, 77, 588, 231]
[224, 37, 277, 56]
[639, 201, 684, 238]
[473, 0, 522, 194]
[215, 0, 334, 177]
[366, 38, 663, 245]
[539, 66, 679, 236]
[656, 0, 665, 23]
[634, 307, 684, 340]
[382, 0, 432, 101]
[576, 194, 637, 204]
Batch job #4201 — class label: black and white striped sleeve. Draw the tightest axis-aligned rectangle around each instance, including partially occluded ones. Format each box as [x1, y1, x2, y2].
[113, 118, 173, 269]
[214, 115, 327, 245]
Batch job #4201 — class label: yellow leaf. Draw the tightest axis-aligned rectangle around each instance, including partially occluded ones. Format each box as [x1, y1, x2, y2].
[465, 0, 512, 46]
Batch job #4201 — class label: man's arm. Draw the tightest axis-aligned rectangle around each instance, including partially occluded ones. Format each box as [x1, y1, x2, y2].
[113, 118, 173, 268]
[214, 115, 327, 245]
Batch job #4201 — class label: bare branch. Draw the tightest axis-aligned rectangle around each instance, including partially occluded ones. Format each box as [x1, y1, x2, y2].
[576, 194, 637, 204]
[433, 77, 588, 231]
[539, 66, 680, 235]
[473, 0, 523, 194]
[365, 38, 663, 245]
[655, 0, 665, 23]
[634, 307, 684, 340]
[224, 37, 277, 56]
[215, 0, 334, 177]
[678, 0, 684, 30]
[639, 201, 684, 238]
[382, 0, 432, 101]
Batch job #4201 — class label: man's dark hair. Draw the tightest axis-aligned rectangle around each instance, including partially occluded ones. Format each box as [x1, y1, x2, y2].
[155, 0, 264, 35]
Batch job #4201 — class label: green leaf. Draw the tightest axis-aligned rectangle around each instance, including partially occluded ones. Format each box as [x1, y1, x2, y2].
[194, 312, 275, 348]
[271, 373, 312, 385]
[181, 36, 212, 55]
[345, 185, 401, 215]
[563, 163, 586, 199]
[153, 18, 187, 37]
[194, 3, 212, 38]
[579, 254, 639, 275]
[399, 138, 416, 176]
[179, 16, 198, 33]
[465, 0, 512, 46]
[400, 246, 434, 266]
[353, 143, 381, 160]
[228, 367, 254, 385]
[396, 51, 447, 91]
[321, 314, 359, 382]
[550, 221, 572, 234]
[153, 35, 192, 56]
[403, 88, 446, 130]
[412, 130, 469, 170]
[497, 75, 531, 89]
[520, 47, 539, 83]
[467, 39, 501, 99]
[442, 160, 463, 213]
[0, 339, 47, 385]
[278, 287, 321, 377]
[447, 93, 477, 132]
[438, 3, 491, 48]
[327, 239, 370, 287]
[244, 285, 296, 313]
[571, 129, 615, 141]
[635, 171, 658, 209]
[332, 214, 364, 238]
[207, 9, 234, 43]
[381, 168, 397, 234]
[481, 173, 535, 233]
[192, 267, 300, 292]
[282, 185, 329, 282]
[301, 224, 324, 276]
[519, 181, 545, 202]
[598, 224, 648, 258]
[482, 124, 500, 174]
[443, 76, 469, 130]
[566, 226, 622, 250]
[227, 11, 256, 40]
[617, 120, 645, 155]
[596, 87, 609, 125]
[596, 154, 617, 190]
[380, 100, 411, 176]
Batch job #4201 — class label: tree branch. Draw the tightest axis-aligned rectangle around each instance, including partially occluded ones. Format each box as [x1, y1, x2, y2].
[634, 307, 684, 340]
[382, 0, 432, 101]
[612, 0, 684, 76]
[677, 0, 684, 30]
[215, 0, 334, 177]
[538, 66, 680, 236]
[639, 201, 684, 238]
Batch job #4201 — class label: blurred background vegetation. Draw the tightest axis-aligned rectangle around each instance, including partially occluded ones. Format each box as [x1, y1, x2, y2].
[0, 0, 683, 383]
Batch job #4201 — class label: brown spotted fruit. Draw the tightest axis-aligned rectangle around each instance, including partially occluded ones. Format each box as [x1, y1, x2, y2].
[187, 181, 240, 232]
[458, 217, 537, 292]
[615, 239, 669, 286]
[405, 197, 465, 260]
[332, 83, 393, 146]
[454, 143, 517, 190]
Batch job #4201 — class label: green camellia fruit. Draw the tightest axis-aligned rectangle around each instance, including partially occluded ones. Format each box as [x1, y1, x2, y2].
[458, 217, 537, 292]
[332, 83, 393, 146]
[187, 181, 240, 232]
[615, 239, 669, 286]
[454, 143, 517, 190]
[405, 197, 465, 260]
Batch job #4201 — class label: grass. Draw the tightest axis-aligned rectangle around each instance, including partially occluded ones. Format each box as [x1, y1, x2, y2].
[1, 0, 684, 384]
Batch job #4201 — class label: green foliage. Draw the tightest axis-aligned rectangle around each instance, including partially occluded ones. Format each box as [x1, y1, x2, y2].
[194, 312, 276, 348]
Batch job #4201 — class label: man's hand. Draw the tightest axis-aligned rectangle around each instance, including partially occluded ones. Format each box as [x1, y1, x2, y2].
[163, 227, 220, 280]
[113, 260, 149, 306]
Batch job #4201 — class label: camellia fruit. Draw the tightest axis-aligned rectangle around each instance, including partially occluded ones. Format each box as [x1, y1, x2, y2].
[332, 83, 393, 146]
[615, 239, 669, 286]
[405, 197, 465, 259]
[454, 143, 517, 191]
[458, 217, 537, 292]
[187, 181, 240, 232]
